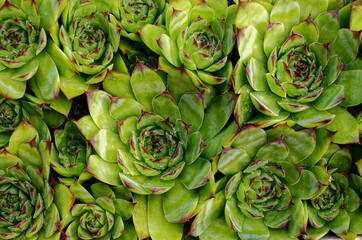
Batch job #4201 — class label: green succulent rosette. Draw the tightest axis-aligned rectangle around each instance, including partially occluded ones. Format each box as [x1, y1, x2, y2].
[304, 144, 362, 240]
[60, 181, 136, 240]
[47, 0, 121, 99]
[188, 124, 342, 239]
[110, 0, 166, 42]
[50, 121, 92, 182]
[74, 62, 238, 240]
[0, 121, 74, 240]
[233, 0, 361, 143]
[139, 0, 236, 84]
[0, 0, 68, 100]
[0, 93, 70, 148]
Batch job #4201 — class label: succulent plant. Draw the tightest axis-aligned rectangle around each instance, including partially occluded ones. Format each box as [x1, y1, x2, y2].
[61, 181, 136, 240]
[74, 61, 238, 239]
[47, 0, 121, 99]
[51, 121, 92, 183]
[108, 0, 167, 42]
[304, 144, 362, 240]
[233, 0, 361, 141]
[0, 120, 73, 240]
[0, 97, 23, 144]
[0, 0, 67, 100]
[189, 124, 341, 239]
[139, 0, 236, 84]
[0, 92, 71, 148]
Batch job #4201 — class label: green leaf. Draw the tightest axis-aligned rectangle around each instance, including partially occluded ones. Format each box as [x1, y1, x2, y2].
[199, 92, 237, 141]
[232, 125, 267, 158]
[131, 62, 165, 111]
[250, 91, 281, 117]
[218, 148, 250, 175]
[86, 155, 122, 186]
[255, 136, 289, 161]
[335, 70, 362, 107]
[103, 71, 134, 99]
[315, 10, 339, 44]
[284, 130, 315, 164]
[110, 97, 144, 121]
[303, 128, 334, 167]
[314, 84, 344, 110]
[139, 24, 168, 56]
[70, 181, 95, 204]
[237, 26, 266, 65]
[234, 85, 256, 127]
[291, 15, 318, 46]
[236, 2, 269, 36]
[270, 0, 300, 37]
[87, 90, 118, 133]
[189, 191, 225, 237]
[225, 195, 244, 232]
[246, 58, 268, 91]
[163, 179, 198, 223]
[200, 217, 238, 240]
[330, 29, 360, 65]
[148, 195, 183, 240]
[0, 69, 26, 99]
[290, 170, 324, 199]
[167, 67, 199, 104]
[202, 121, 239, 159]
[34, 51, 59, 100]
[324, 107, 359, 144]
[288, 200, 307, 238]
[297, 0, 328, 19]
[179, 92, 204, 133]
[157, 34, 181, 67]
[328, 148, 352, 173]
[133, 195, 150, 239]
[90, 129, 127, 162]
[292, 107, 335, 128]
[238, 218, 270, 240]
[330, 209, 350, 234]
[152, 90, 181, 123]
[180, 158, 211, 190]
[264, 23, 285, 57]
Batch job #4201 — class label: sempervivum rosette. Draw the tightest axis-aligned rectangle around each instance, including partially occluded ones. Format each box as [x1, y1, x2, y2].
[113, 0, 166, 41]
[304, 144, 362, 240]
[139, 0, 236, 84]
[0, 97, 22, 145]
[233, 0, 361, 143]
[0, 93, 70, 148]
[0, 0, 66, 100]
[74, 62, 238, 240]
[49, 0, 120, 92]
[0, 121, 73, 240]
[61, 181, 136, 240]
[189, 124, 337, 240]
[51, 121, 92, 183]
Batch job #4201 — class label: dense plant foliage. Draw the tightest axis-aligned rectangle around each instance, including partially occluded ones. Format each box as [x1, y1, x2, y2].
[0, 0, 360, 239]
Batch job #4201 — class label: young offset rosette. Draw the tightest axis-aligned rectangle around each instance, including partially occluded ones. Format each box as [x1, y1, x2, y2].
[49, 0, 120, 86]
[74, 61, 238, 240]
[0, 0, 66, 100]
[189, 124, 336, 239]
[111, 0, 166, 41]
[61, 181, 136, 240]
[233, 0, 361, 142]
[51, 121, 92, 183]
[139, 0, 236, 84]
[0, 93, 70, 148]
[304, 144, 362, 240]
[0, 97, 22, 144]
[0, 121, 73, 240]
